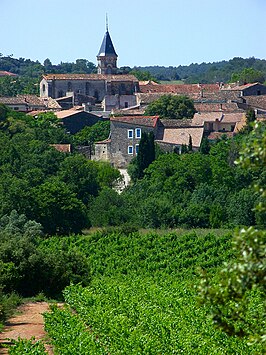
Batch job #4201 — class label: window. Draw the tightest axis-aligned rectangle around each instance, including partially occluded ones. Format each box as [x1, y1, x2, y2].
[124, 102, 129, 108]
[67, 82, 72, 92]
[135, 144, 139, 154]
[42, 84, 45, 93]
[128, 129, 133, 138]
[135, 128, 141, 139]
[128, 146, 133, 155]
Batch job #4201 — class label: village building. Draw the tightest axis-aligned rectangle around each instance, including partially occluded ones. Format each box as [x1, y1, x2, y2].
[39, 28, 139, 112]
[54, 108, 105, 134]
[0, 94, 60, 112]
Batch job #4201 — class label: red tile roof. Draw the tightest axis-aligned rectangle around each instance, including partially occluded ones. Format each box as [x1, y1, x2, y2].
[110, 115, 159, 127]
[50, 144, 72, 153]
[140, 83, 220, 95]
[42, 74, 138, 82]
[0, 71, 17, 77]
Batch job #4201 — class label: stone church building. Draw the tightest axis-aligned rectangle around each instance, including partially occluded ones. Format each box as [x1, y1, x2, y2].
[39, 28, 139, 111]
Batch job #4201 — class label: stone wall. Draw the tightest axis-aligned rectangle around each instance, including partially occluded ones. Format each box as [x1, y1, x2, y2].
[40, 78, 106, 101]
[103, 95, 137, 111]
[109, 121, 154, 168]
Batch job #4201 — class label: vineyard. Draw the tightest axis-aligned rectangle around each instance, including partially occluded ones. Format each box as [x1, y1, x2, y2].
[39, 230, 264, 354]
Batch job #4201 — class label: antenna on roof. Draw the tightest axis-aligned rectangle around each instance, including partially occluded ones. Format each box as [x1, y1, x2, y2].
[106, 13, 109, 32]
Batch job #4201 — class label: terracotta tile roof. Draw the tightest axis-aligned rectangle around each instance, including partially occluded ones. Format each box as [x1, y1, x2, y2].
[156, 127, 204, 148]
[207, 131, 235, 140]
[110, 115, 159, 127]
[55, 109, 93, 119]
[95, 139, 111, 144]
[16, 95, 45, 106]
[0, 71, 17, 77]
[193, 112, 223, 125]
[139, 80, 159, 85]
[159, 119, 199, 128]
[0, 97, 27, 105]
[50, 144, 72, 153]
[42, 74, 138, 82]
[225, 82, 260, 91]
[140, 83, 220, 95]
[42, 97, 62, 109]
[195, 102, 243, 112]
[243, 95, 266, 110]
[221, 112, 245, 123]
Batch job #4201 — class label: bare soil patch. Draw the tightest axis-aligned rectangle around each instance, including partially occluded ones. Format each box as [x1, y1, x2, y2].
[0, 302, 53, 354]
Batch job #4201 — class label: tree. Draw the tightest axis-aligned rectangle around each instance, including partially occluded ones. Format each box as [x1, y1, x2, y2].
[73, 120, 110, 146]
[199, 137, 211, 154]
[144, 95, 196, 119]
[133, 132, 155, 180]
[199, 121, 266, 345]
[188, 134, 193, 152]
[32, 178, 89, 235]
[130, 69, 158, 82]
[231, 67, 265, 84]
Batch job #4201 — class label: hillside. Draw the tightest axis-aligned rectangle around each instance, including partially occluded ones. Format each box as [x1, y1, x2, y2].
[41, 229, 264, 354]
[0, 55, 266, 97]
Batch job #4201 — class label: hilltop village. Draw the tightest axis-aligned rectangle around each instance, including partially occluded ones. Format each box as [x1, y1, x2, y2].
[1, 28, 266, 168]
[0, 24, 266, 354]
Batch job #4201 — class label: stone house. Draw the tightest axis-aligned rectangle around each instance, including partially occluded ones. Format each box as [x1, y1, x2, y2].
[92, 116, 204, 167]
[0, 95, 60, 112]
[54, 108, 105, 134]
[92, 116, 159, 167]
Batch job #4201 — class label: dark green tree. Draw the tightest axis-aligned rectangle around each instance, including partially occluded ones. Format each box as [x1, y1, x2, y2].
[135, 132, 155, 180]
[188, 135, 193, 152]
[199, 137, 211, 154]
[32, 178, 89, 235]
[144, 95, 196, 119]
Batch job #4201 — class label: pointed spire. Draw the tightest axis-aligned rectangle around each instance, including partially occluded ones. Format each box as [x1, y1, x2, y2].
[97, 22, 118, 58]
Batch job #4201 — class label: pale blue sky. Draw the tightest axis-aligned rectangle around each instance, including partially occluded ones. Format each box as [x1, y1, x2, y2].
[1, 0, 265, 67]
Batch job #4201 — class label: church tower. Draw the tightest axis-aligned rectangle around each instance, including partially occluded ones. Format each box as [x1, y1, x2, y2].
[97, 19, 118, 75]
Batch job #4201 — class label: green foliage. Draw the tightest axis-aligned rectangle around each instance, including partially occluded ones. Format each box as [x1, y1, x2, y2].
[44, 305, 106, 354]
[73, 120, 110, 146]
[199, 136, 211, 154]
[136, 57, 266, 83]
[199, 121, 266, 346]
[42, 229, 262, 353]
[7, 337, 47, 355]
[129, 69, 158, 82]
[89, 188, 129, 227]
[132, 131, 155, 180]
[144, 94, 196, 119]
[32, 177, 89, 235]
[231, 67, 265, 84]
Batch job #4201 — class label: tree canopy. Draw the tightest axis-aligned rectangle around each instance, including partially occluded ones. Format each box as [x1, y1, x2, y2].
[144, 94, 196, 119]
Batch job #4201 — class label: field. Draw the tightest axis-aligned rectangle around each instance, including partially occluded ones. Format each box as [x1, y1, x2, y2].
[41, 229, 264, 354]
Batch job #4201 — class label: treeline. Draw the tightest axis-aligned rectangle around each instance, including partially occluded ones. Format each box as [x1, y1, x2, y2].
[134, 57, 266, 83]
[0, 55, 96, 77]
[93, 127, 266, 230]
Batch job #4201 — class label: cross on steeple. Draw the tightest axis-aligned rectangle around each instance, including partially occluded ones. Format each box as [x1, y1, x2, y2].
[106, 13, 108, 32]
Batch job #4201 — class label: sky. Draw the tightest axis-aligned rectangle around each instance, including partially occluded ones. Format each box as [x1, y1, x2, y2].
[1, 0, 266, 68]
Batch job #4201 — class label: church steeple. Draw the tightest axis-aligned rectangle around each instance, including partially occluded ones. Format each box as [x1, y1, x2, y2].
[97, 18, 118, 74]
